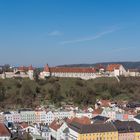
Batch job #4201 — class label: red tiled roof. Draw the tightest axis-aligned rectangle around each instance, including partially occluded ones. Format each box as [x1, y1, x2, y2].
[44, 64, 50, 72]
[49, 120, 62, 131]
[19, 122, 29, 129]
[66, 117, 91, 125]
[18, 65, 34, 71]
[93, 108, 103, 115]
[49, 67, 96, 73]
[28, 65, 34, 70]
[0, 123, 11, 136]
[100, 100, 110, 107]
[18, 66, 28, 71]
[106, 64, 121, 72]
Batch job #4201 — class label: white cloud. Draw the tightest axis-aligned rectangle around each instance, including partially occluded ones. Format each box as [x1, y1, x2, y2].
[60, 27, 120, 45]
[48, 30, 62, 36]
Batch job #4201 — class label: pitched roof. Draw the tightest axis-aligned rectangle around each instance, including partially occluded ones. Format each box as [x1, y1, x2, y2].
[91, 115, 109, 124]
[68, 122, 117, 134]
[106, 64, 121, 72]
[0, 123, 11, 136]
[44, 64, 50, 72]
[135, 114, 140, 120]
[49, 120, 62, 131]
[19, 122, 29, 129]
[50, 67, 95, 73]
[28, 65, 34, 70]
[113, 120, 140, 133]
[67, 117, 91, 125]
[92, 108, 103, 115]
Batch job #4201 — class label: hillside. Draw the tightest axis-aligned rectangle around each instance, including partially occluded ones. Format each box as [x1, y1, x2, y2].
[58, 61, 140, 69]
[0, 77, 140, 110]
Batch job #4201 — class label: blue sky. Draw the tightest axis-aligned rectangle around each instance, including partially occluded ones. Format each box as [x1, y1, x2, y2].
[0, 0, 140, 66]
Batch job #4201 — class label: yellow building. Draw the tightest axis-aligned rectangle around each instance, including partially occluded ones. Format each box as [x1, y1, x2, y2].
[68, 122, 118, 140]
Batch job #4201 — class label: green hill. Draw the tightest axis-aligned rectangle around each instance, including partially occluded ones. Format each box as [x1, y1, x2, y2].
[0, 77, 140, 110]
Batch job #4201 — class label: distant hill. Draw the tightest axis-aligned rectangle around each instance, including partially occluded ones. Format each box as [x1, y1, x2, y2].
[57, 61, 140, 69]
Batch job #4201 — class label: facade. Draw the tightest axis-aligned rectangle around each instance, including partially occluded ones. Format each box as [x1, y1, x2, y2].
[0, 65, 34, 80]
[106, 64, 126, 76]
[35, 110, 46, 124]
[45, 111, 55, 125]
[40, 64, 96, 80]
[20, 110, 36, 124]
[54, 110, 74, 120]
[68, 122, 118, 140]
[113, 120, 140, 140]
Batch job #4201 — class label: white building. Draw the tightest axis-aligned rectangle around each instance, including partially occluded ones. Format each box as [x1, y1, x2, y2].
[45, 111, 55, 125]
[40, 64, 96, 80]
[49, 121, 68, 140]
[54, 110, 74, 120]
[19, 110, 36, 124]
[106, 64, 126, 76]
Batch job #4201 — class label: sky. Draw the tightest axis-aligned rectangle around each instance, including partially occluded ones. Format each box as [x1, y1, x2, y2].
[0, 0, 140, 66]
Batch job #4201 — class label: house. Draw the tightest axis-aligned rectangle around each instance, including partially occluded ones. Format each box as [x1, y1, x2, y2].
[0, 123, 11, 140]
[45, 111, 55, 125]
[106, 64, 126, 76]
[41, 124, 51, 140]
[35, 110, 46, 124]
[92, 108, 103, 117]
[49, 120, 63, 140]
[19, 109, 36, 124]
[54, 110, 74, 120]
[3, 112, 13, 123]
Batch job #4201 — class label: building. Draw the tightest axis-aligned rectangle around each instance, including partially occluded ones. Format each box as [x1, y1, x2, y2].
[19, 109, 36, 124]
[113, 120, 140, 140]
[40, 64, 96, 80]
[54, 110, 74, 120]
[45, 111, 55, 125]
[0, 123, 11, 140]
[127, 69, 140, 77]
[0, 65, 34, 80]
[106, 64, 126, 76]
[35, 110, 46, 124]
[68, 122, 118, 140]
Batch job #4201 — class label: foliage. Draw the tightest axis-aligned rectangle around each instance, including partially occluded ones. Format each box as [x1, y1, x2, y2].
[0, 77, 140, 110]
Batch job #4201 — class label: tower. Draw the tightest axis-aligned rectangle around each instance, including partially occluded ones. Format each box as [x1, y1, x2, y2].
[28, 65, 34, 80]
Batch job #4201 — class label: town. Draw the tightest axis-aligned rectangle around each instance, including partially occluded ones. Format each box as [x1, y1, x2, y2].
[0, 0, 140, 139]
[0, 99, 140, 139]
[0, 63, 140, 139]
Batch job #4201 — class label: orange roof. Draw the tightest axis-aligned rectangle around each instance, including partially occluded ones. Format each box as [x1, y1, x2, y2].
[0, 123, 11, 136]
[50, 67, 96, 73]
[19, 122, 29, 129]
[106, 64, 121, 72]
[49, 120, 62, 131]
[44, 64, 50, 72]
[28, 65, 34, 70]
[100, 100, 110, 107]
[18, 66, 28, 71]
[18, 65, 34, 71]
[66, 117, 91, 125]
[93, 108, 103, 115]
